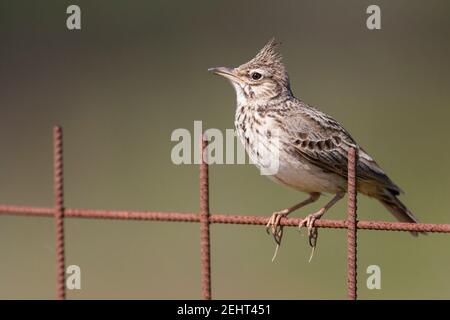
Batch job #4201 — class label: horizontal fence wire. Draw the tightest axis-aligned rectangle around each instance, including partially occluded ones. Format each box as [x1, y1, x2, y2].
[1, 125, 450, 300]
[1, 205, 450, 233]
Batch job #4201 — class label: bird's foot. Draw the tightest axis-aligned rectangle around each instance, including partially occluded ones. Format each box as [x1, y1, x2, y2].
[299, 208, 325, 262]
[266, 209, 289, 245]
[266, 209, 289, 261]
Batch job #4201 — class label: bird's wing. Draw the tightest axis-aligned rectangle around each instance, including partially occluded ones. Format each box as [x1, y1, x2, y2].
[280, 100, 402, 194]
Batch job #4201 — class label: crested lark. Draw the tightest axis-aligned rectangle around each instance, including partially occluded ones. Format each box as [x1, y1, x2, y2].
[209, 39, 422, 258]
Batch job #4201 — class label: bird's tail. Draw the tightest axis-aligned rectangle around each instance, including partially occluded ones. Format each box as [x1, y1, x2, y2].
[376, 189, 425, 237]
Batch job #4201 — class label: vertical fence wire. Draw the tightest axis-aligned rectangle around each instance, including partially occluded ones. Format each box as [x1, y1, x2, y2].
[347, 147, 358, 300]
[53, 126, 66, 300]
[199, 136, 212, 300]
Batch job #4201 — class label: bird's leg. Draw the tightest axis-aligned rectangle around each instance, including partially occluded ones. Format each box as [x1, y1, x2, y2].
[266, 193, 320, 247]
[299, 192, 345, 261]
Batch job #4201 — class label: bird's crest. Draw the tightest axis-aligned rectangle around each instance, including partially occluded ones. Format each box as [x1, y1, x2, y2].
[239, 38, 288, 86]
[252, 38, 283, 67]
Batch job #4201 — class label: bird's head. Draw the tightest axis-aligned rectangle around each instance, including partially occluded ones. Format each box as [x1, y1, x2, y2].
[209, 38, 292, 105]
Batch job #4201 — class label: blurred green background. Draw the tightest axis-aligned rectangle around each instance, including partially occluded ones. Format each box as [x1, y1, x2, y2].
[1, 0, 450, 299]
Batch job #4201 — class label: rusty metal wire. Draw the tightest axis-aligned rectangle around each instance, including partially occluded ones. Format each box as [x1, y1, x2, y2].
[1, 126, 450, 300]
[347, 147, 357, 300]
[199, 136, 212, 300]
[2, 206, 449, 232]
[53, 126, 66, 300]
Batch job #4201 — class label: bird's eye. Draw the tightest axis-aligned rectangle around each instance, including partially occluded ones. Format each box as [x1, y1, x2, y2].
[251, 72, 262, 80]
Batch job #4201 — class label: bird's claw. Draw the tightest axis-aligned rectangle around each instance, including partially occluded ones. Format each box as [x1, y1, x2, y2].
[266, 210, 288, 245]
[299, 214, 319, 246]
[299, 209, 325, 261]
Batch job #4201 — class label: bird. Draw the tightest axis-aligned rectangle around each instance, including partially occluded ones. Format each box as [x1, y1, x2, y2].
[209, 38, 422, 260]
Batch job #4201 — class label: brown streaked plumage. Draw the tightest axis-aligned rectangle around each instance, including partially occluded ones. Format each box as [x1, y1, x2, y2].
[209, 38, 423, 260]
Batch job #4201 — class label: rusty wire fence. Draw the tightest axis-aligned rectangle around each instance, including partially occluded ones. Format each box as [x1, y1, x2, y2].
[1, 126, 450, 300]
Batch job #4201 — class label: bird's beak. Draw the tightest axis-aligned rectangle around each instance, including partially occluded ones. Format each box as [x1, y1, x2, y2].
[208, 67, 240, 83]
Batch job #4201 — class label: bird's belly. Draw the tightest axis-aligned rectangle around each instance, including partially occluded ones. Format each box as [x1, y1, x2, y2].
[235, 108, 346, 194]
[241, 132, 345, 193]
[269, 156, 346, 194]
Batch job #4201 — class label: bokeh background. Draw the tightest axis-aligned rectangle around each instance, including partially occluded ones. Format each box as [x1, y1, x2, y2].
[1, 0, 450, 299]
